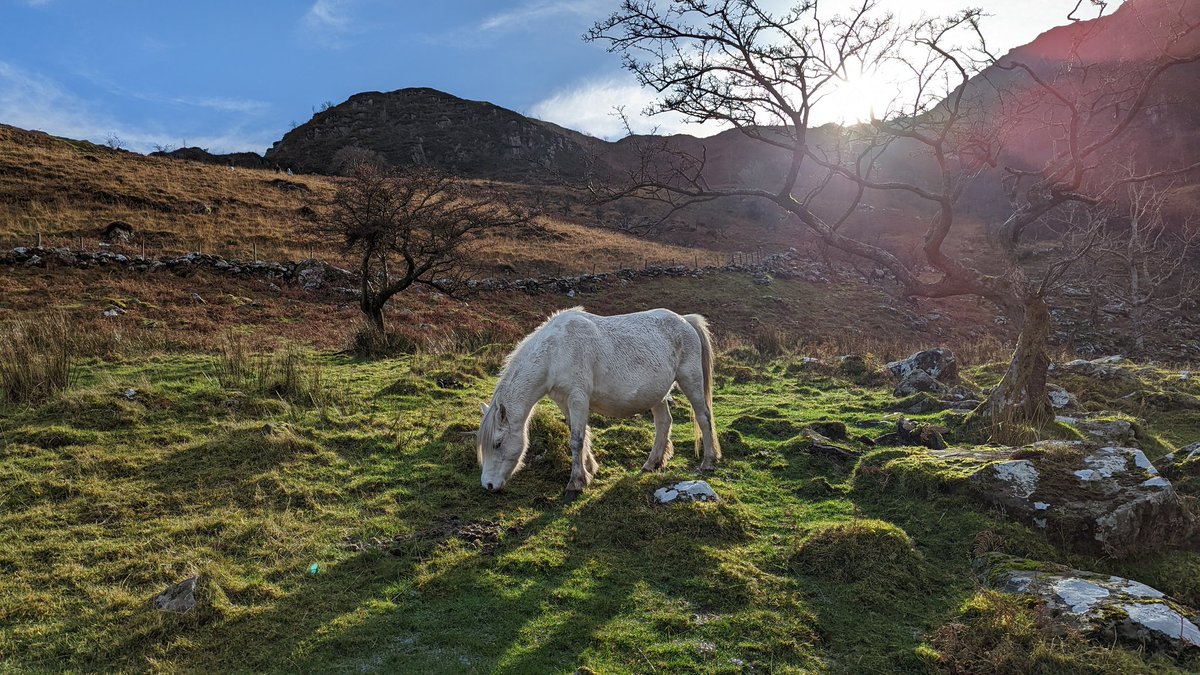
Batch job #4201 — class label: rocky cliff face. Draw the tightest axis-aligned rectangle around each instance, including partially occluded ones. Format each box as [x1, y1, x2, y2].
[264, 88, 603, 182]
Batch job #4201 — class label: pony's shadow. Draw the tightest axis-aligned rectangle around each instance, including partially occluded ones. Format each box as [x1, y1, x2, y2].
[260, 473, 750, 672]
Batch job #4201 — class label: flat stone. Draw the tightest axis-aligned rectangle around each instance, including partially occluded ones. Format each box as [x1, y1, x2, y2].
[978, 554, 1200, 653]
[654, 480, 719, 504]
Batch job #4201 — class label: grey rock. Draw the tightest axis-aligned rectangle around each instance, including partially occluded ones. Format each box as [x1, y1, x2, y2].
[1054, 357, 1136, 382]
[977, 553, 1200, 653]
[894, 369, 949, 397]
[1073, 419, 1137, 446]
[942, 442, 1196, 558]
[1047, 384, 1077, 410]
[887, 347, 959, 383]
[152, 576, 198, 613]
[654, 480, 719, 504]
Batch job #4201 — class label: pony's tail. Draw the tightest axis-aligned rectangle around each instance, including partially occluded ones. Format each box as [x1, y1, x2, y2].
[684, 314, 720, 461]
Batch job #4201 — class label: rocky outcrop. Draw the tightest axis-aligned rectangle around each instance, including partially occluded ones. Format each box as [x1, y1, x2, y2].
[264, 88, 600, 182]
[150, 146, 270, 170]
[976, 553, 1200, 654]
[1052, 356, 1137, 382]
[947, 441, 1196, 558]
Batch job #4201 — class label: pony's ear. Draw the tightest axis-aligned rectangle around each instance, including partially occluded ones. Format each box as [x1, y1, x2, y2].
[480, 402, 489, 416]
[498, 403, 507, 424]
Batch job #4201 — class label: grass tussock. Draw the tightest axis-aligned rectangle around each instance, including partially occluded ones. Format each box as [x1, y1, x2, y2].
[216, 332, 331, 406]
[0, 312, 74, 405]
[791, 519, 930, 605]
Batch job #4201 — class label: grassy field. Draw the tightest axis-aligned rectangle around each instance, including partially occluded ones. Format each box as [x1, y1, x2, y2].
[2, 338, 1197, 673]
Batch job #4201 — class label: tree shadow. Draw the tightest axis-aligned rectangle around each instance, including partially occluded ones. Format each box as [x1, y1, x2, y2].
[152, 470, 759, 673]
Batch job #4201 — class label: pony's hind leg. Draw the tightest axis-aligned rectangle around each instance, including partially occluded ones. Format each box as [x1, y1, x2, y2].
[677, 373, 719, 472]
[642, 399, 675, 471]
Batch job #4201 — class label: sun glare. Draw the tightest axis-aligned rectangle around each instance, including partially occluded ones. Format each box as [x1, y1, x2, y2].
[820, 71, 902, 125]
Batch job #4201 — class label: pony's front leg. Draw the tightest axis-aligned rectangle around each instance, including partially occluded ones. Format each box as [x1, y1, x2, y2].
[564, 393, 595, 495]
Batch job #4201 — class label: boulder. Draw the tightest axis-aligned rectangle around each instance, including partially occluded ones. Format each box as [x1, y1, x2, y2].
[886, 347, 959, 384]
[102, 221, 135, 244]
[893, 369, 949, 397]
[654, 480, 719, 504]
[152, 576, 198, 613]
[976, 553, 1200, 654]
[876, 417, 947, 450]
[952, 442, 1196, 558]
[293, 258, 353, 291]
[1047, 383, 1077, 410]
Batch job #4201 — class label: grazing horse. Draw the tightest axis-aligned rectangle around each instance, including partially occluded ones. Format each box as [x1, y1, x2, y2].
[476, 307, 720, 494]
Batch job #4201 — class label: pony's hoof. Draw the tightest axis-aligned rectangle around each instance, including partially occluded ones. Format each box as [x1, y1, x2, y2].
[699, 462, 717, 473]
[563, 489, 583, 503]
[641, 462, 662, 472]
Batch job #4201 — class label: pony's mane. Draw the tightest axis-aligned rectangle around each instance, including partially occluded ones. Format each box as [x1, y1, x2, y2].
[496, 305, 585, 381]
[476, 405, 497, 465]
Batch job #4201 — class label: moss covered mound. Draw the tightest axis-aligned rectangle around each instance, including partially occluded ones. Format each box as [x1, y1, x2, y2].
[790, 519, 929, 604]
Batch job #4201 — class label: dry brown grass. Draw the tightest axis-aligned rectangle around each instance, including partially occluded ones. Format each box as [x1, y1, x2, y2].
[0, 312, 74, 404]
[481, 216, 724, 276]
[0, 126, 328, 261]
[0, 125, 715, 277]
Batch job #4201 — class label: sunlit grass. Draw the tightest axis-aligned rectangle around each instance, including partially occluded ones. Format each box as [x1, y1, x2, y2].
[2, 347, 1197, 672]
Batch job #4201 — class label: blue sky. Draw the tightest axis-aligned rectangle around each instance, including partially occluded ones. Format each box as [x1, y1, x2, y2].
[0, 0, 1121, 153]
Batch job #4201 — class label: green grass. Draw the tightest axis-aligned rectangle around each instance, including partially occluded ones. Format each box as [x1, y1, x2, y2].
[1, 349, 1197, 673]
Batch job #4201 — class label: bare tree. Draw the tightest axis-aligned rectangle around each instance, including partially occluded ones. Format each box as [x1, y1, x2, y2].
[309, 164, 531, 332]
[587, 0, 1200, 436]
[1088, 178, 1200, 354]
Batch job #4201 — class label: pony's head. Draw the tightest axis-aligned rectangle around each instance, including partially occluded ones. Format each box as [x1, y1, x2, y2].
[476, 401, 527, 491]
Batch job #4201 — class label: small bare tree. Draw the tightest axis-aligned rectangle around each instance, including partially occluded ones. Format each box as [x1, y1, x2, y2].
[1088, 178, 1200, 353]
[309, 164, 531, 332]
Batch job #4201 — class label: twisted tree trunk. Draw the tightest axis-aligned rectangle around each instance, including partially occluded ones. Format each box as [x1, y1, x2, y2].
[983, 292, 1054, 439]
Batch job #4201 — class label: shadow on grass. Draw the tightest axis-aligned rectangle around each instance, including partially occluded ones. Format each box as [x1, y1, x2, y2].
[159, 468, 760, 673]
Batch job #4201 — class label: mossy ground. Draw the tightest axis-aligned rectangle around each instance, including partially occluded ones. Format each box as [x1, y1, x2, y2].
[2, 348, 1197, 673]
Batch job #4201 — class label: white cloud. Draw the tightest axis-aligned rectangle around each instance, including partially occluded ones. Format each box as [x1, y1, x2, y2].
[527, 75, 730, 140]
[301, 0, 358, 48]
[478, 0, 608, 33]
[0, 61, 273, 153]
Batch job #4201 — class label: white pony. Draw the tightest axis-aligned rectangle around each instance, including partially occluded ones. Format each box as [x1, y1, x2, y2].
[477, 307, 720, 494]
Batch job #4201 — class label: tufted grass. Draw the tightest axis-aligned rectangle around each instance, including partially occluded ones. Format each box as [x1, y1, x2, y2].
[1, 348, 1197, 673]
